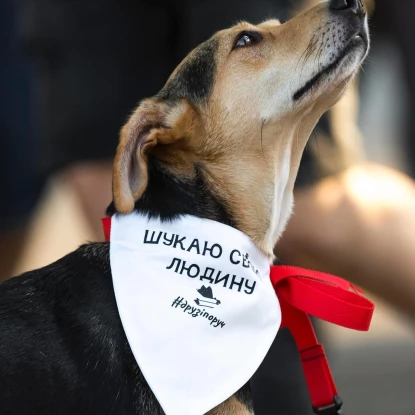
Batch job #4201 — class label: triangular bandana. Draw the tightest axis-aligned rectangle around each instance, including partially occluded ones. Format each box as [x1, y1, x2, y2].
[109, 214, 281, 415]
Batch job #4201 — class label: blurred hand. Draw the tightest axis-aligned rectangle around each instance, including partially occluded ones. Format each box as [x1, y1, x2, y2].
[276, 163, 415, 318]
[63, 161, 113, 240]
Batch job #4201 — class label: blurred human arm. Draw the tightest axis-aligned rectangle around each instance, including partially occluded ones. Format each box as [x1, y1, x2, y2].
[276, 163, 415, 318]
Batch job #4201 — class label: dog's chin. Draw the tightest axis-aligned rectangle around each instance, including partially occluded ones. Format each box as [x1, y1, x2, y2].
[293, 35, 368, 102]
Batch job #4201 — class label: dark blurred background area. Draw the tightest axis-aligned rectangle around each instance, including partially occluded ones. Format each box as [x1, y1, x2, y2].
[2, 0, 415, 414]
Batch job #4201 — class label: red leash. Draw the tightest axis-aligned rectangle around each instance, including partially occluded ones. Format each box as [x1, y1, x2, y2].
[102, 217, 374, 414]
[270, 266, 374, 414]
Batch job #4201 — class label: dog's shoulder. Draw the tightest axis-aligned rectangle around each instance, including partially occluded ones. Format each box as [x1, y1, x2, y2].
[0, 243, 150, 414]
[0, 242, 111, 311]
[0, 242, 116, 352]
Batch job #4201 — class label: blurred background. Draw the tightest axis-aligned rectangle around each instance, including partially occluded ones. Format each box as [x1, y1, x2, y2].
[1, 0, 415, 414]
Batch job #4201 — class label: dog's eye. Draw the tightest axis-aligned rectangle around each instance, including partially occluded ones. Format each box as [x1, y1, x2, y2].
[236, 34, 253, 47]
[233, 31, 262, 50]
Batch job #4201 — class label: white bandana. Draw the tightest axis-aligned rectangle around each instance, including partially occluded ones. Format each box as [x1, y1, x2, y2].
[110, 214, 281, 415]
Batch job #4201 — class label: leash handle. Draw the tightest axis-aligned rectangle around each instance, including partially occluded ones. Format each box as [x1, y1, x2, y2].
[271, 266, 374, 413]
[271, 266, 373, 331]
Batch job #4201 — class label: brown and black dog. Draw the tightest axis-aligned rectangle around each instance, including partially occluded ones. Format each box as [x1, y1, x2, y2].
[0, 1, 368, 414]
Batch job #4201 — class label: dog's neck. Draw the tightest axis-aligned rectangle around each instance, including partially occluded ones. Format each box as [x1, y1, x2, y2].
[107, 157, 234, 227]
[107, 118, 318, 259]
[195, 115, 320, 257]
[107, 156, 294, 260]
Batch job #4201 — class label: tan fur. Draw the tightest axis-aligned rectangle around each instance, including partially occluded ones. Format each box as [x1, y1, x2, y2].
[207, 397, 253, 415]
[189, 4, 366, 255]
[112, 3, 368, 256]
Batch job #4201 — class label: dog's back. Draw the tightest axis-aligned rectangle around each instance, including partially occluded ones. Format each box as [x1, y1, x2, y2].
[0, 244, 147, 414]
[0, 244, 252, 414]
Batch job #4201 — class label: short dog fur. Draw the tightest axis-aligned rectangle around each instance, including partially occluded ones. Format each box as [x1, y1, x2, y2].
[0, 1, 368, 414]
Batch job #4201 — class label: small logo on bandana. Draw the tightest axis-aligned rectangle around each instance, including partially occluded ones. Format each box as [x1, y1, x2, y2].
[195, 286, 221, 308]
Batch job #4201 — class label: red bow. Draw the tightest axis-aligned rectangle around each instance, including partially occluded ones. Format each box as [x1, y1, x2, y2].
[102, 217, 374, 413]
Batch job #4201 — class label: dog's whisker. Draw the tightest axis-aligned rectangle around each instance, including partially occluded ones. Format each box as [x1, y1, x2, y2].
[312, 129, 321, 160]
[260, 118, 269, 167]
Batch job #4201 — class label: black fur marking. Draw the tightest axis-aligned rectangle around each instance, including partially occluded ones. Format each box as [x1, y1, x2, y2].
[107, 156, 234, 227]
[157, 38, 218, 104]
[0, 244, 163, 414]
[236, 382, 254, 412]
[0, 242, 250, 414]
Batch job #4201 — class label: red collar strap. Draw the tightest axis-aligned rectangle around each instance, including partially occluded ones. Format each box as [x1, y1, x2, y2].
[102, 217, 374, 415]
[103, 217, 111, 242]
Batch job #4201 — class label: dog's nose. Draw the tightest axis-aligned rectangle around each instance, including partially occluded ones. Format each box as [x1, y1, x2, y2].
[329, 0, 363, 13]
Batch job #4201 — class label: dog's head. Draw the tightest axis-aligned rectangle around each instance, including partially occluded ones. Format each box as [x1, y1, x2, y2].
[111, 0, 369, 257]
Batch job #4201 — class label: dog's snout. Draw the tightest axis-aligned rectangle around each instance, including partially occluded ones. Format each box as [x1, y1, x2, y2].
[329, 0, 363, 13]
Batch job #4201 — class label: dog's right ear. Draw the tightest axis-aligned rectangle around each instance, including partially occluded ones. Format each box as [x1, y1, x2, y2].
[112, 99, 197, 214]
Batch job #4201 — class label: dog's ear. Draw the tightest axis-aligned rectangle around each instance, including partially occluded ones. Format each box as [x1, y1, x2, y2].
[113, 99, 197, 214]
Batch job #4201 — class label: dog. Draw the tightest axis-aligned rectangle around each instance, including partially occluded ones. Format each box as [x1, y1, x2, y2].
[0, 0, 369, 413]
